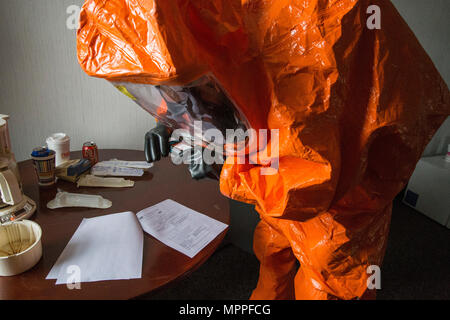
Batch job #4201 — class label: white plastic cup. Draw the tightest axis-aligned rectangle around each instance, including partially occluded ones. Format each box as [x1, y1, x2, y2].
[31, 148, 56, 186]
[46, 133, 70, 167]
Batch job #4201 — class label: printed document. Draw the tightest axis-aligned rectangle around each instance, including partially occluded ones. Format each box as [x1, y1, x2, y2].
[137, 199, 228, 258]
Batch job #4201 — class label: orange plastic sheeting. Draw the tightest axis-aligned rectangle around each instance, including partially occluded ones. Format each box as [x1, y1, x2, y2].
[77, 0, 450, 299]
[77, 0, 207, 85]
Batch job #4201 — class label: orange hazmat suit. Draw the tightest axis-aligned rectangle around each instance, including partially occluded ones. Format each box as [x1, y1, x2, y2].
[77, 0, 450, 299]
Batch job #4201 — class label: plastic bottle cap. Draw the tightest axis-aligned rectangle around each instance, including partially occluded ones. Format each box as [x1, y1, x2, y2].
[31, 147, 50, 158]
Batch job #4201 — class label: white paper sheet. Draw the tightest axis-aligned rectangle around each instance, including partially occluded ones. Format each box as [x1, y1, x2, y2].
[137, 199, 228, 258]
[101, 160, 154, 170]
[91, 164, 144, 177]
[46, 212, 143, 285]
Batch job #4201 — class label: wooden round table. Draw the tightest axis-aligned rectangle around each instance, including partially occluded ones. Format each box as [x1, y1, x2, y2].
[0, 150, 230, 300]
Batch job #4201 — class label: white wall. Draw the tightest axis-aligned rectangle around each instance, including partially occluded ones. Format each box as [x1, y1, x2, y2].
[0, 0, 155, 161]
[0, 0, 448, 163]
[392, 0, 450, 155]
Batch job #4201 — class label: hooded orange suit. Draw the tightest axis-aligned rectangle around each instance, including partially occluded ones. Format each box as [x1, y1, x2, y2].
[77, 0, 450, 299]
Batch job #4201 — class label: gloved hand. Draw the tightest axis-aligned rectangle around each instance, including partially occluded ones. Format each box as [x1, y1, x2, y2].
[145, 123, 222, 180]
[144, 123, 171, 163]
[187, 147, 223, 181]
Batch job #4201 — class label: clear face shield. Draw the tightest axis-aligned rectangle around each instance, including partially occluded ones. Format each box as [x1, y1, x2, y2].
[112, 74, 254, 157]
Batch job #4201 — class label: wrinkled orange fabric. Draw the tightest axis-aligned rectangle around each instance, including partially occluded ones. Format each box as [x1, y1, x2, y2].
[77, 0, 450, 299]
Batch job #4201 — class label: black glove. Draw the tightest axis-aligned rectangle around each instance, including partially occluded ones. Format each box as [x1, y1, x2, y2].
[187, 147, 223, 181]
[145, 123, 171, 163]
[145, 123, 222, 180]
[188, 161, 222, 181]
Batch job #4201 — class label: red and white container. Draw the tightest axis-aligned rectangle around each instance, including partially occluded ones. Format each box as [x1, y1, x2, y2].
[46, 133, 70, 167]
[82, 141, 99, 165]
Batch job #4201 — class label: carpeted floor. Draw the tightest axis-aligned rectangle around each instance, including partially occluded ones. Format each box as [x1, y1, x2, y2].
[377, 198, 450, 300]
[139, 197, 450, 300]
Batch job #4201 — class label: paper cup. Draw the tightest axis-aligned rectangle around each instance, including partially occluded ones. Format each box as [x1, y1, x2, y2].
[0, 220, 42, 276]
[31, 148, 56, 186]
[46, 133, 70, 167]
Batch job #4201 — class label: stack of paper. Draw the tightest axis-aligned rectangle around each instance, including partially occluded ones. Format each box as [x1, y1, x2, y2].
[47, 200, 228, 286]
[137, 200, 228, 258]
[91, 160, 153, 177]
[91, 165, 144, 177]
[47, 212, 143, 285]
[101, 160, 154, 170]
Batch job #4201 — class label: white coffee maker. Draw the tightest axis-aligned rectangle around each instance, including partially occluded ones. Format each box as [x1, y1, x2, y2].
[0, 115, 36, 224]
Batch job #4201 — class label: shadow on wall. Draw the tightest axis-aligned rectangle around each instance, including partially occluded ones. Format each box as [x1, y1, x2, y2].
[423, 117, 450, 156]
[225, 200, 260, 254]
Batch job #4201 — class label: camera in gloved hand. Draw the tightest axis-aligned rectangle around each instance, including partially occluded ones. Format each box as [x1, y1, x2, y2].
[145, 123, 222, 180]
